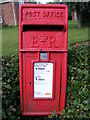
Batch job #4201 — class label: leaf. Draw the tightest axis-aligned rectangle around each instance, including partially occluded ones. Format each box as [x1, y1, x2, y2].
[2, 45, 89, 119]
[4, 84, 12, 90]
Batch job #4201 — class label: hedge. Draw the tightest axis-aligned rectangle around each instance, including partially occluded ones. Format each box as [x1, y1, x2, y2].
[2, 44, 89, 120]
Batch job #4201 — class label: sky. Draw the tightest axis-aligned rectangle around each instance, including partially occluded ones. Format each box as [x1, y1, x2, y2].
[37, 0, 54, 4]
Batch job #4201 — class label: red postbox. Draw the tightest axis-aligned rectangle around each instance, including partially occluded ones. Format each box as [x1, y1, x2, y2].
[19, 4, 68, 116]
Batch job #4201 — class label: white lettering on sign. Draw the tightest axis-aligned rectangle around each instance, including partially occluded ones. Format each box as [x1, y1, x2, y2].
[34, 62, 53, 98]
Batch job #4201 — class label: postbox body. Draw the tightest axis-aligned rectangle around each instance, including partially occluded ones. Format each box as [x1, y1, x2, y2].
[19, 4, 68, 116]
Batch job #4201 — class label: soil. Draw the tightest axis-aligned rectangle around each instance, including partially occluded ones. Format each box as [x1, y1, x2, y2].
[70, 40, 90, 48]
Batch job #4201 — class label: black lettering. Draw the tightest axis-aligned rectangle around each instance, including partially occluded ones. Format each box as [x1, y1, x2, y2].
[37, 12, 40, 17]
[38, 68, 45, 70]
[43, 12, 46, 17]
[54, 12, 56, 17]
[38, 79, 45, 81]
[60, 12, 63, 18]
[50, 12, 54, 17]
[56, 12, 60, 17]
[47, 12, 50, 17]
[33, 12, 36, 17]
[29, 12, 32, 17]
[25, 12, 28, 17]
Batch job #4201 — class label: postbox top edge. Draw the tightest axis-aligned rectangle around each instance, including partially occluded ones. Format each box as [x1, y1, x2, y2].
[20, 4, 68, 10]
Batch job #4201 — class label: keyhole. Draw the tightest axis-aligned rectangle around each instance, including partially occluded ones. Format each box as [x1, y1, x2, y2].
[30, 82, 31, 85]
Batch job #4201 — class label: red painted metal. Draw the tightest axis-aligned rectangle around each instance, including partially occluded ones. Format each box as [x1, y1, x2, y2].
[19, 4, 68, 116]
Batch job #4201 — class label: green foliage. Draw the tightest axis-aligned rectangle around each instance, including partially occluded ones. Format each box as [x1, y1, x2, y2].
[2, 45, 89, 119]
[68, 6, 72, 20]
[64, 2, 89, 12]
[60, 45, 89, 119]
[48, 2, 89, 13]
[63, 2, 90, 28]
[2, 54, 20, 120]
[49, 110, 58, 119]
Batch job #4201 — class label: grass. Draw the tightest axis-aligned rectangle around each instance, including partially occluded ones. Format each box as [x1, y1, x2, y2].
[2, 21, 88, 56]
[2, 26, 19, 56]
[0, 29, 2, 56]
[68, 21, 88, 47]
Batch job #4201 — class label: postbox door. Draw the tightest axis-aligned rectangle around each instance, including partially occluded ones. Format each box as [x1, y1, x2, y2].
[22, 51, 62, 112]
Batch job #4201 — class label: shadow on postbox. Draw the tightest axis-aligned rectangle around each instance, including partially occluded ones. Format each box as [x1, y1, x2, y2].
[19, 4, 68, 116]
